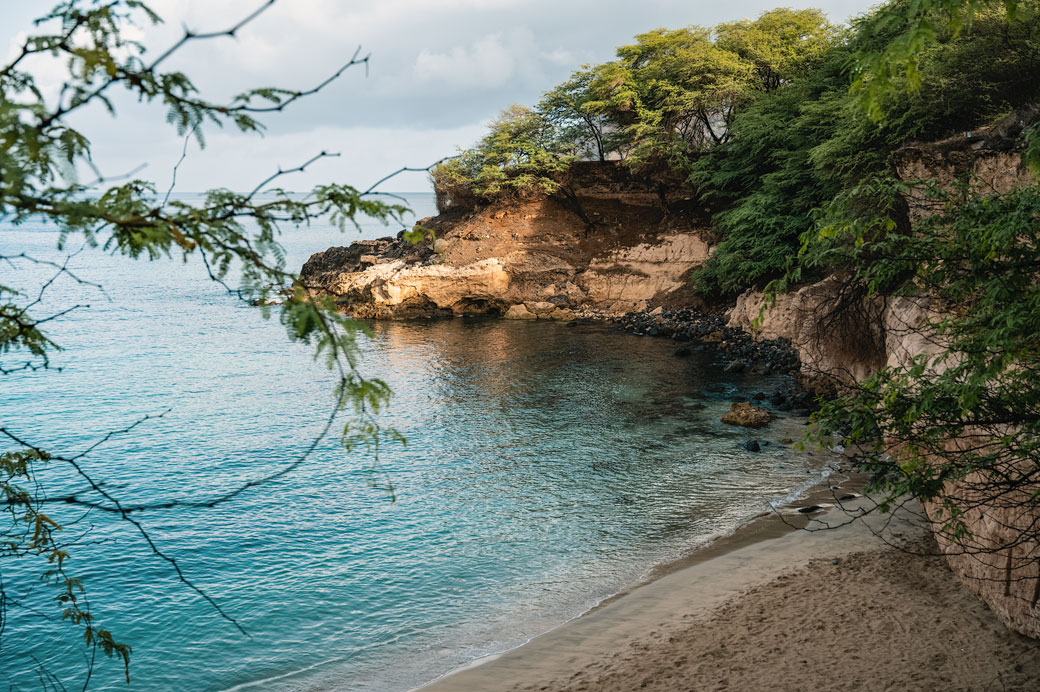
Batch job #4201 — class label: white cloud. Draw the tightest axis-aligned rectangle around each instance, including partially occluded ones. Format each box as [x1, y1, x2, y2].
[414, 30, 532, 89]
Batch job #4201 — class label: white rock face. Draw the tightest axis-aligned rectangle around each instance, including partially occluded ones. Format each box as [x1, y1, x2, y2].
[727, 277, 888, 383]
[323, 258, 512, 315]
[308, 227, 711, 318]
[578, 232, 712, 314]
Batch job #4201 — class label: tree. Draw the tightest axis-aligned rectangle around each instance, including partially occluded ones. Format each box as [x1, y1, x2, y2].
[431, 105, 571, 210]
[768, 0, 1040, 628]
[601, 26, 753, 163]
[715, 8, 839, 92]
[1, 0, 411, 683]
[537, 66, 615, 162]
[691, 0, 1040, 295]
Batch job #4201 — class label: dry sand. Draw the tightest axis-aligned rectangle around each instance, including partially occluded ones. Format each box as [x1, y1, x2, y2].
[421, 497, 1040, 692]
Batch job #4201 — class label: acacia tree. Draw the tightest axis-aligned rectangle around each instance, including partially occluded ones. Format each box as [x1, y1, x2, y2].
[597, 26, 752, 163]
[537, 67, 614, 162]
[715, 8, 839, 92]
[431, 105, 571, 210]
[1, 0, 413, 683]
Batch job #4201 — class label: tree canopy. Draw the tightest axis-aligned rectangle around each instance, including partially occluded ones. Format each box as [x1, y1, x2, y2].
[433, 8, 839, 209]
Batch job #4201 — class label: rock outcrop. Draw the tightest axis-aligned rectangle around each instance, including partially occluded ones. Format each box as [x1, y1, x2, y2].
[300, 162, 713, 318]
[892, 104, 1039, 222]
[726, 279, 946, 387]
[727, 126, 1039, 638]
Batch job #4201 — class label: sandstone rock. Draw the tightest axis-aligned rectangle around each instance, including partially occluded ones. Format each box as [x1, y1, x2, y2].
[549, 308, 577, 321]
[721, 402, 773, 428]
[302, 173, 714, 320]
[743, 440, 761, 452]
[504, 304, 536, 320]
[526, 301, 556, 316]
[724, 359, 747, 373]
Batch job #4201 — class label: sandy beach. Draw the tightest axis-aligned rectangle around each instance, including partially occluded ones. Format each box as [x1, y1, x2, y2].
[422, 494, 1040, 692]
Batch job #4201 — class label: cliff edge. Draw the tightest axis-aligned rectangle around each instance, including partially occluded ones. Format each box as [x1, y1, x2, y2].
[300, 162, 713, 319]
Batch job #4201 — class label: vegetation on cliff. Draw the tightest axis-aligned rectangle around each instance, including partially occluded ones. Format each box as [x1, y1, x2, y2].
[432, 7, 837, 210]
[438, 2, 1039, 293]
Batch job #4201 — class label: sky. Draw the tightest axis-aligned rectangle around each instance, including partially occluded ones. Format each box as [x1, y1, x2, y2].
[2, 0, 879, 194]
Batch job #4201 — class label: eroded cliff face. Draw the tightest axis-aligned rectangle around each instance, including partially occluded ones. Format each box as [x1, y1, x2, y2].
[893, 106, 1038, 223]
[300, 163, 713, 319]
[728, 131, 1039, 639]
[726, 282, 945, 387]
[730, 282, 1040, 639]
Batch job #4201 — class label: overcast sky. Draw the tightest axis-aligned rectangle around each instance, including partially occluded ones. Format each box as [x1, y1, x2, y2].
[3, 0, 878, 194]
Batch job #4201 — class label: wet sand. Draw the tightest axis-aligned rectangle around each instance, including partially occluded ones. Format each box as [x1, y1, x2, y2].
[421, 495, 1040, 692]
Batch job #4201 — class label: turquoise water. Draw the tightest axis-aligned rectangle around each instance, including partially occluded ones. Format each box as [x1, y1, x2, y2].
[1, 194, 826, 691]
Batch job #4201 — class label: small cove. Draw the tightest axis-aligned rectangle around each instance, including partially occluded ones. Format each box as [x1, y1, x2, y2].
[1, 194, 830, 691]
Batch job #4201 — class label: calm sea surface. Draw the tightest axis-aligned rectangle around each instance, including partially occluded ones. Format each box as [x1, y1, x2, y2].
[1, 193, 827, 691]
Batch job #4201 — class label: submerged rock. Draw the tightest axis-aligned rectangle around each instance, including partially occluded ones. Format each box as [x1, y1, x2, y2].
[721, 402, 773, 428]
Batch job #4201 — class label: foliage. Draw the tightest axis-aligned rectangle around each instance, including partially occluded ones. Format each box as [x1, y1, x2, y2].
[537, 66, 620, 162]
[849, 0, 1023, 119]
[431, 105, 571, 211]
[1, 0, 408, 683]
[715, 8, 839, 92]
[766, 0, 1040, 567]
[692, 0, 1040, 295]
[438, 8, 840, 207]
[796, 181, 1040, 547]
[689, 45, 851, 294]
[598, 26, 752, 165]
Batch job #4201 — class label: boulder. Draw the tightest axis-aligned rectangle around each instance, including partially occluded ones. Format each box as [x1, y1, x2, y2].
[504, 304, 536, 320]
[526, 301, 557, 316]
[721, 402, 773, 428]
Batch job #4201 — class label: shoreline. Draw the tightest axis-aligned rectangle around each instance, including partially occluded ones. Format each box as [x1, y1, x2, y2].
[416, 472, 871, 691]
[419, 483, 1040, 691]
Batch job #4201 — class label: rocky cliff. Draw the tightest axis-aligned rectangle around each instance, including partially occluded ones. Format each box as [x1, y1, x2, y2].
[727, 130, 1039, 639]
[300, 162, 713, 319]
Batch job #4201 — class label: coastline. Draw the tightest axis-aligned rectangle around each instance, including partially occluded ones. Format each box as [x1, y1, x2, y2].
[419, 487, 1040, 691]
